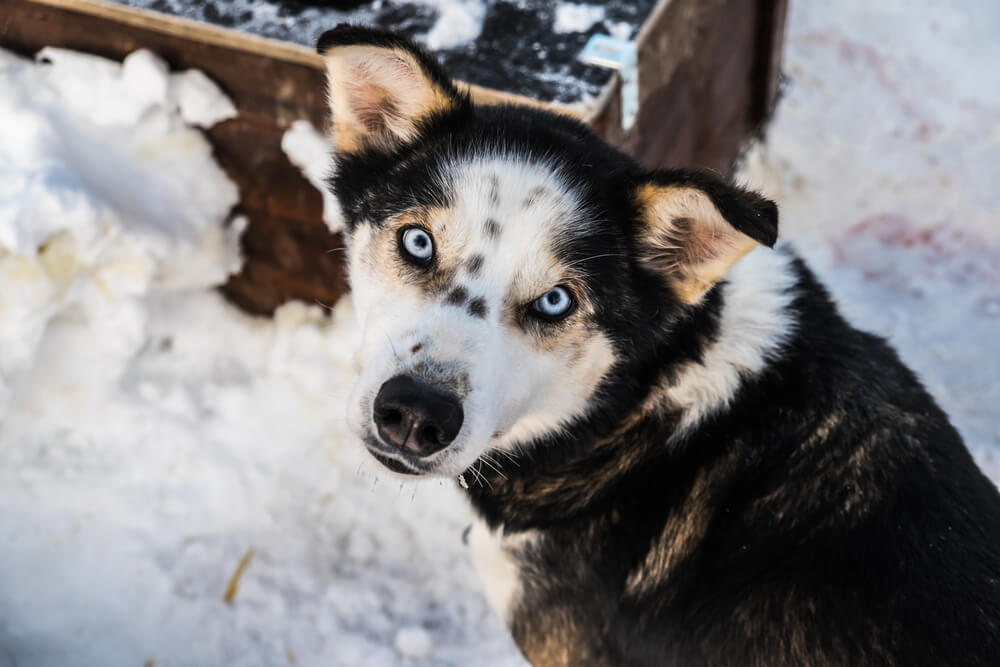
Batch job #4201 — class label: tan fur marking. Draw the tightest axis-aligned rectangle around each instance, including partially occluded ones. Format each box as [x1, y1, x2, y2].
[517, 632, 573, 667]
[635, 184, 758, 304]
[625, 446, 742, 598]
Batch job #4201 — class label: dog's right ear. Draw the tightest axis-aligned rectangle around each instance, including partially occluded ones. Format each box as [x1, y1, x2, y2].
[317, 25, 464, 155]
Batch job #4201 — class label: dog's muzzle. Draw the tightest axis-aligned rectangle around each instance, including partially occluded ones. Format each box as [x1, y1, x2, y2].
[370, 375, 464, 471]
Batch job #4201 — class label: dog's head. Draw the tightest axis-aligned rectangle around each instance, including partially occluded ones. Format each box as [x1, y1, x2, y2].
[318, 26, 778, 478]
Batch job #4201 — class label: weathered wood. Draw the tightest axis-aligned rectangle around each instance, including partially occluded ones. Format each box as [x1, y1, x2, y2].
[597, 0, 788, 174]
[1, 0, 786, 315]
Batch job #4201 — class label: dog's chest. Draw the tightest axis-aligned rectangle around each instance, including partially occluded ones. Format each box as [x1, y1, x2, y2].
[467, 519, 537, 624]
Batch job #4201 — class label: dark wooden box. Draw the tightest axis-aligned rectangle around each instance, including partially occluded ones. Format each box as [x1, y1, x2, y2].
[1, 0, 787, 315]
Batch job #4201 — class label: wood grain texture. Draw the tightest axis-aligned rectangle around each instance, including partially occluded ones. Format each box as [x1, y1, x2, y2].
[0, 0, 786, 314]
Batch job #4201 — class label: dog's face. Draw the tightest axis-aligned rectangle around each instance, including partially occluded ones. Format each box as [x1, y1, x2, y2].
[318, 26, 778, 478]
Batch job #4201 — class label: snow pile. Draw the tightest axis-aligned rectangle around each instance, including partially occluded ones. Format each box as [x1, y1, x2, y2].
[738, 0, 1000, 478]
[0, 289, 521, 666]
[0, 47, 242, 422]
[422, 0, 486, 50]
[281, 120, 345, 234]
[553, 3, 606, 34]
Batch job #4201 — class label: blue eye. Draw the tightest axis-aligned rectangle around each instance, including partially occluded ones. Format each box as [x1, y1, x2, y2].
[400, 227, 434, 264]
[533, 286, 574, 320]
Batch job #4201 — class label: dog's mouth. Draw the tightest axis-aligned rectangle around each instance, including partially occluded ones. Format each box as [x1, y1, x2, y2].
[362, 436, 430, 476]
[367, 448, 421, 475]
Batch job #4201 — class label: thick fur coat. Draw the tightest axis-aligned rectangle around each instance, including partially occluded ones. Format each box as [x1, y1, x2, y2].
[316, 25, 1000, 666]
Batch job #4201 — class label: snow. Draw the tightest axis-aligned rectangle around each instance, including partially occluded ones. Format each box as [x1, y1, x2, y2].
[394, 626, 435, 659]
[0, 1, 998, 666]
[737, 0, 1000, 480]
[281, 120, 345, 234]
[423, 0, 486, 51]
[170, 68, 239, 128]
[553, 3, 606, 34]
[0, 46, 242, 423]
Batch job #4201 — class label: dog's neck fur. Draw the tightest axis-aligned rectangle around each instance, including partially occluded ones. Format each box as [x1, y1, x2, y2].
[464, 247, 799, 530]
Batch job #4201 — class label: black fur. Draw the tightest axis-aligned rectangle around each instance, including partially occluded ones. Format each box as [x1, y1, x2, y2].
[467, 298, 488, 319]
[445, 286, 468, 306]
[465, 254, 485, 276]
[322, 27, 1000, 666]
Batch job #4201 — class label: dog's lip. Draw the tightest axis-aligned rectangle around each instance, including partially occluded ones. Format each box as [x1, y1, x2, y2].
[368, 449, 422, 475]
[362, 437, 427, 476]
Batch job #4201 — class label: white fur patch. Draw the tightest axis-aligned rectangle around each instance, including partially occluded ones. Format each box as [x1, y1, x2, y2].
[468, 520, 536, 623]
[661, 246, 797, 434]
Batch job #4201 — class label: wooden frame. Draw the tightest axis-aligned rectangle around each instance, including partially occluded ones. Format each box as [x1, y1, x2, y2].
[1, 0, 787, 314]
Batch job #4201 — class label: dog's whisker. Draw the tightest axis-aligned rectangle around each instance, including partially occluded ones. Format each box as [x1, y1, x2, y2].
[470, 463, 491, 490]
[384, 333, 401, 361]
[480, 454, 507, 479]
[494, 449, 521, 467]
[314, 298, 334, 312]
[563, 253, 628, 269]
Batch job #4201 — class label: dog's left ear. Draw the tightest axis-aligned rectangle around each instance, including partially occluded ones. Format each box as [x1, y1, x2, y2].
[317, 24, 464, 155]
[635, 169, 779, 304]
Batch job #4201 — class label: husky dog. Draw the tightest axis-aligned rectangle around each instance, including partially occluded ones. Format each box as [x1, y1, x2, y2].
[316, 25, 1000, 666]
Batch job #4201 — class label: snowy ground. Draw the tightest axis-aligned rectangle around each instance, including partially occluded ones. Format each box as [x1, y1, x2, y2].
[740, 0, 1000, 479]
[1, 1, 998, 666]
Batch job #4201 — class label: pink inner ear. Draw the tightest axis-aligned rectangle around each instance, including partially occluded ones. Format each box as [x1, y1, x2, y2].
[681, 218, 741, 265]
[647, 217, 738, 274]
[346, 62, 407, 136]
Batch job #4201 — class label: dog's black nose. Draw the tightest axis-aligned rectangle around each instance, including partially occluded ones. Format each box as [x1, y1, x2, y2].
[373, 375, 464, 457]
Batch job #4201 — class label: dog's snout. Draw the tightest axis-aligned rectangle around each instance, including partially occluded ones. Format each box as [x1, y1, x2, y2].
[373, 375, 464, 457]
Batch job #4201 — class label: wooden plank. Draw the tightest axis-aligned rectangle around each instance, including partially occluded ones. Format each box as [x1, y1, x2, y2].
[1, 0, 786, 314]
[753, 0, 790, 125]
[615, 0, 786, 173]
